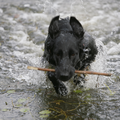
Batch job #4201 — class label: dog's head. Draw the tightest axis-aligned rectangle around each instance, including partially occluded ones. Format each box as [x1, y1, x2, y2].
[44, 16, 84, 81]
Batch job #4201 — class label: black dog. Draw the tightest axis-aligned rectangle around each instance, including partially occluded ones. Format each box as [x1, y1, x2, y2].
[43, 16, 98, 96]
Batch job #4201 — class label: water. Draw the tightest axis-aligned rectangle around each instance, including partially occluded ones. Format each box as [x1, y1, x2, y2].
[0, 0, 120, 119]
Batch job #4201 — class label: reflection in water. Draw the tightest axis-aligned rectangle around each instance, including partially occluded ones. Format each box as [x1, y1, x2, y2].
[35, 88, 119, 120]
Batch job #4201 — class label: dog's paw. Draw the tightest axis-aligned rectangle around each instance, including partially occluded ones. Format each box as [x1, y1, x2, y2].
[74, 74, 85, 87]
[54, 81, 68, 96]
[48, 72, 68, 96]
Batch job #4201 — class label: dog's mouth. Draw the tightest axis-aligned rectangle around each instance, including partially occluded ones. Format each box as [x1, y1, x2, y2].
[55, 67, 75, 82]
[58, 75, 71, 81]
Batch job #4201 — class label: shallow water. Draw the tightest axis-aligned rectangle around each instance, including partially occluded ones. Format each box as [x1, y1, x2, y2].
[0, 0, 120, 120]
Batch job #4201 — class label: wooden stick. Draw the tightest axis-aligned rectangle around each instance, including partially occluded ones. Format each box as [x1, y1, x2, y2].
[75, 70, 112, 76]
[27, 66, 112, 76]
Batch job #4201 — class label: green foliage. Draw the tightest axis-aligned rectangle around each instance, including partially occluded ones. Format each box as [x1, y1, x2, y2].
[20, 108, 30, 113]
[104, 84, 116, 96]
[15, 104, 23, 107]
[18, 98, 26, 103]
[39, 110, 51, 114]
[2, 108, 8, 112]
[7, 90, 15, 94]
[39, 114, 49, 118]
[74, 90, 83, 93]
[39, 110, 51, 118]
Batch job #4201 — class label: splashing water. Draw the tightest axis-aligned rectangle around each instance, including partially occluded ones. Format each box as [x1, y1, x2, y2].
[85, 40, 112, 88]
[0, 0, 115, 89]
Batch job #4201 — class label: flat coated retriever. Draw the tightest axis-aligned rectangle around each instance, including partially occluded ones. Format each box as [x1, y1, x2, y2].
[43, 16, 98, 96]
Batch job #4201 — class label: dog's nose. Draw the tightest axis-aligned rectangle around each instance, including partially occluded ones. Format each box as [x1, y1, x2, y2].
[60, 73, 69, 81]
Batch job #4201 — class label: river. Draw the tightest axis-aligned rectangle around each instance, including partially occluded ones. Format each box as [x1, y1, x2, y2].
[0, 0, 120, 120]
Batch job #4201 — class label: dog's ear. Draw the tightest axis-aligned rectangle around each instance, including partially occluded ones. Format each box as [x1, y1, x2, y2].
[49, 16, 60, 39]
[70, 17, 84, 38]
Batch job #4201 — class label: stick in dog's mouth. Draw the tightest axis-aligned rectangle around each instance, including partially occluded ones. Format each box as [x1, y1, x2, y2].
[27, 66, 112, 76]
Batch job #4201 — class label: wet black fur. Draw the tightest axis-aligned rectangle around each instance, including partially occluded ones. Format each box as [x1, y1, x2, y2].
[43, 16, 98, 96]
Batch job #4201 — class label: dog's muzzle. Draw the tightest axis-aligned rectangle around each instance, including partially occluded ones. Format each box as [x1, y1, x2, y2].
[55, 66, 75, 81]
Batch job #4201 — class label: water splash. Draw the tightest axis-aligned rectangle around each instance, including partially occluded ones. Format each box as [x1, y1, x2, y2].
[85, 40, 113, 88]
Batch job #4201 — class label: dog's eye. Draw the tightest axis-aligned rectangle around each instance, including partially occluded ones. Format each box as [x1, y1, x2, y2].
[71, 53, 75, 56]
[69, 52, 76, 58]
[56, 50, 62, 57]
[69, 49, 75, 58]
[57, 53, 61, 56]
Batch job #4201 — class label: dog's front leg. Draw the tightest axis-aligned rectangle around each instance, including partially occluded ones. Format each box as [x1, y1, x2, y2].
[74, 74, 85, 87]
[48, 72, 68, 96]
